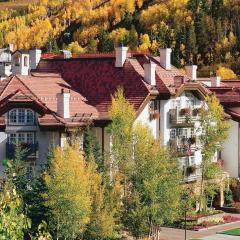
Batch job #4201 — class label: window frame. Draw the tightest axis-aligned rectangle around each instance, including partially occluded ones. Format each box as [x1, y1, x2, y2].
[8, 132, 35, 144]
[8, 108, 35, 126]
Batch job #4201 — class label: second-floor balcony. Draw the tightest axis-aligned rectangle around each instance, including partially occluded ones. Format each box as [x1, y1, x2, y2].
[169, 108, 201, 126]
[170, 136, 198, 156]
[6, 142, 38, 160]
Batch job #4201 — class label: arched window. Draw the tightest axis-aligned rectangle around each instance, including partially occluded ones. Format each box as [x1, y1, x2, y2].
[9, 109, 35, 125]
[24, 56, 28, 67]
[9, 109, 17, 124]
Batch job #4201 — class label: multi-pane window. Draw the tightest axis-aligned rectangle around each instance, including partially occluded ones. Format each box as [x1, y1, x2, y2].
[26, 110, 34, 124]
[170, 129, 176, 139]
[9, 133, 17, 144]
[8, 132, 34, 144]
[178, 128, 188, 138]
[9, 109, 17, 123]
[18, 109, 25, 124]
[9, 109, 35, 125]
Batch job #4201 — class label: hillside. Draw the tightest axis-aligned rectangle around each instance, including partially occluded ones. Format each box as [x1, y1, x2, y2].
[0, 0, 37, 10]
[0, 0, 240, 77]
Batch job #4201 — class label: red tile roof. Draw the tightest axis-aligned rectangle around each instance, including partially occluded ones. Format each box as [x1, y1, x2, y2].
[37, 56, 152, 118]
[0, 74, 98, 127]
[38, 52, 212, 118]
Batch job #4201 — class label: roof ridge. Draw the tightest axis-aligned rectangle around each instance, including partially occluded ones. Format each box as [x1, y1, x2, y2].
[0, 76, 14, 97]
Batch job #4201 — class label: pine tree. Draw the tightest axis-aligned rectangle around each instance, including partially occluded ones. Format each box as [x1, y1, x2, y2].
[84, 127, 104, 173]
[212, 0, 223, 20]
[98, 29, 114, 52]
[186, 24, 198, 64]
[129, 25, 139, 50]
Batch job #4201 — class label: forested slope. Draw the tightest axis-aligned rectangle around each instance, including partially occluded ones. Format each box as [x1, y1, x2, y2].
[0, 0, 239, 76]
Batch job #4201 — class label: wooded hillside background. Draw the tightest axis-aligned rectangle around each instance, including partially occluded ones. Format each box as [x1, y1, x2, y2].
[0, 0, 239, 77]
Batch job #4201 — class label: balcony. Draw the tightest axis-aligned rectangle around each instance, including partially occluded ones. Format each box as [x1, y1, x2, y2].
[169, 136, 197, 156]
[169, 108, 201, 126]
[184, 166, 202, 182]
[6, 143, 38, 160]
[180, 156, 202, 182]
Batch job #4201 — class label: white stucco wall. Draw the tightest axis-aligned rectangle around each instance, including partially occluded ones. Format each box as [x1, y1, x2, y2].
[160, 93, 203, 166]
[160, 99, 171, 145]
[222, 120, 239, 178]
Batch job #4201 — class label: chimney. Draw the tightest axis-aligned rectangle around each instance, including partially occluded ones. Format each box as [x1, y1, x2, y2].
[185, 65, 198, 81]
[115, 46, 128, 67]
[143, 61, 156, 85]
[159, 48, 172, 70]
[8, 43, 14, 52]
[57, 89, 70, 118]
[210, 76, 221, 87]
[29, 49, 42, 70]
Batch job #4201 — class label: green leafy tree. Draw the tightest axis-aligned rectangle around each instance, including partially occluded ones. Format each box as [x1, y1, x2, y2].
[44, 144, 92, 240]
[123, 124, 181, 238]
[33, 221, 52, 240]
[108, 89, 181, 238]
[0, 161, 31, 240]
[107, 87, 136, 180]
[83, 154, 119, 240]
[199, 95, 230, 211]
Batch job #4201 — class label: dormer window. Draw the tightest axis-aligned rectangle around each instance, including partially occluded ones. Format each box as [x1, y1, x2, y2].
[9, 109, 35, 125]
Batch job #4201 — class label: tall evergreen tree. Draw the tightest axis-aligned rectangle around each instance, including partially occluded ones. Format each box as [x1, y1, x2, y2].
[186, 24, 198, 64]
[98, 29, 114, 52]
[212, 0, 223, 20]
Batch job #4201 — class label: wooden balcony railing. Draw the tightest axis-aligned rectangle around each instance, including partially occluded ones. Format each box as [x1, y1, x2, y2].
[169, 108, 201, 126]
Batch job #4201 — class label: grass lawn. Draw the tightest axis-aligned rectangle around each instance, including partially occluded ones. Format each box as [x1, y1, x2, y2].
[221, 228, 240, 236]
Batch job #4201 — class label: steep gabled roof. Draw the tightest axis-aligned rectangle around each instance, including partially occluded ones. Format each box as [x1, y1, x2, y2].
[0, 74, 98, 128]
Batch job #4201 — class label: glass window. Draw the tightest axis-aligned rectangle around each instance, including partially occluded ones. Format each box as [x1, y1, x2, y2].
[178, 128, 188, 137]
[18, 109, 25, 124]
[26, 109, 34, 124]
[8, 132, 34, 144]
[8, 109, 35, 125]
[9, 109, 17, 124]
[26, 132, 34, 144]
[170, 129, 176, 139]
[9, 133, 16, 144]
[18, 133, 25, 143]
